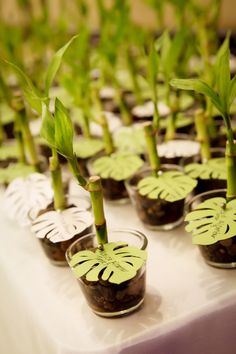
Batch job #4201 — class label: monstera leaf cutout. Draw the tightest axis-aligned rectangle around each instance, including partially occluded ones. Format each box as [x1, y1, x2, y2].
[69, 242, 147, 284]
[0, 144, 19, 160]
[0, 103, 16, 125]
[0, 163, 36, 184]
[138, 171, 197, 202]
[114, 126, 146, 154]
[179, 93, 194, 110]
[4, 173, 53, 226]
[185, 158, 226, 180]
[31, 207, 93, 242]
[185, 197, 236, 245]
[74, 138, 104, 159]
[92, 153, 144, 181]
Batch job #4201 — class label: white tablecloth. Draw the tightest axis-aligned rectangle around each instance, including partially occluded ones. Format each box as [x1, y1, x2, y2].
[1, 196, 236, 354]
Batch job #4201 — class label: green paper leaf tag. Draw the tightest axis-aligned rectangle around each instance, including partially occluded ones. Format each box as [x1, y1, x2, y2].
[184, 158, 226, 180]
[92, 152, 144, 181]
[69, 242, 147, 284]
[0, 144, 19, 160]
[114, 126, 146, 154]
[0, 103, 16, 125]
[0, 163, 35, 184]
[185, 197, 236, 245]
[74, 137, 104, 159]
[138, 171, 197, 202]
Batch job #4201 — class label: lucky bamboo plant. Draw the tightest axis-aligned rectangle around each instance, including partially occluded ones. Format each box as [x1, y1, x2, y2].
[126, 121, 197, 229]
[40, 97, 147, 315]
[171, 36, 236, 266]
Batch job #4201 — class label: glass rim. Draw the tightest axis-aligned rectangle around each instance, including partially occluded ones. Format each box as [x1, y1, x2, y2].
[185, 188, 227, 213]
[125, 163, 183, 189]
[65, 228, 148, 262]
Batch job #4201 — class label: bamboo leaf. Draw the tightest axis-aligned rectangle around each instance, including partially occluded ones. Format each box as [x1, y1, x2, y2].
[170, 78, 224, 115]
[54, 98, 74, 159]
[185, 197, 236, 245]
[40, 103, 55, 148]
[5, 60, 42, 114]
[229, 75, 236, 107]
[215, 35, 231, 111]
[45, 34, 79, 96]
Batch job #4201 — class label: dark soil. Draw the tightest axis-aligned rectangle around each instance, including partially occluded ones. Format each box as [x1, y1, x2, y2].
[199, 236, 236, 265]
[40, 225, 93, 264]
[101, 178, 129, 201]
[79, 269, 146, 316]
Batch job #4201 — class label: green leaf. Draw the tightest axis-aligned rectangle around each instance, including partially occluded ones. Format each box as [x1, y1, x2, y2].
[215, 36, 231, 111]
[170, 78, 224, 115]
[229, 75, 236, 107]
[45, 35, 79, 96]
[0, 144, 19, 160]
[138, 171, 197, 202]
[185, 197, 236, 245]
[40, 103, 55, 148]
[73, 137, 104, 159]
[69, 241, 147, 284]
[92, 152, 144, 181]
[164, 28, 187, 76]
[184, 158, 226, 180]
[148, 43, 159, 89]
[5, 60, 43, 114]
[0, 163, 35, 184]
[54, 98, 74, 158]
[114, 126, 146, 154]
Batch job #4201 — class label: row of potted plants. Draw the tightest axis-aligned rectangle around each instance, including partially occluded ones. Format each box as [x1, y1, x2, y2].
[0, 0, 236, 318]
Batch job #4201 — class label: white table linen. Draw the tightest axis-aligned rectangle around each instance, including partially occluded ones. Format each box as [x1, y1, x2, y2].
[1, 198, 236, 354]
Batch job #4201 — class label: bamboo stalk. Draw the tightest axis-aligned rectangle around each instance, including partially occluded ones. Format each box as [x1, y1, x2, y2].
[143, 122, 160, 177]
[69, 155, 87, 188]
[195, 109, 211, 162]
[226, 141, 236, 202]
[88, 176, 108, 246]
[100, 113, 114, 155]
[50, 148, 66, 211]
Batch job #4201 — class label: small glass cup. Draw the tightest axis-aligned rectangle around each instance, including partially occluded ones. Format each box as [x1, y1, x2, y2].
[181, 147, 227, 195]
[125, 165, 186, 231]
[66, 229, 148, 318]
[87, 156, 131, 205]
[186, 189, 236, 269]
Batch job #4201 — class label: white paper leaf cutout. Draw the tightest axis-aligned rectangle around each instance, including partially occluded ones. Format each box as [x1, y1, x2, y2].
[4, 173, 53, 227]
[99, 86, 115, 100]
[132, 101, 170, 118]
[31, 207, 93, 242]
[157, 140, 200, 158]
[90, 112, 121, 137]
